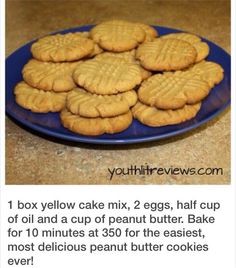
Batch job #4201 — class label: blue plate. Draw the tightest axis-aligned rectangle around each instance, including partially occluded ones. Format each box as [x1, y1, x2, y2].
[6, 25, 231, 144]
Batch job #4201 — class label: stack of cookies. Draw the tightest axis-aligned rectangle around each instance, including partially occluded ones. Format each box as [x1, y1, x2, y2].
[14, 20, 224, 136]
[14, 32, 99, 113]
[132, 32, 224, 127]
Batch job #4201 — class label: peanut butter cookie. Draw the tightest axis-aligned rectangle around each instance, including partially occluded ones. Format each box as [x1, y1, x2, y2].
[67, 88, 137, 118]
[60, 109, 133, 135]
[90, 20, 145, 52]
[161, 32, 209, 62]
[135, 23, 158, 42]
[22, 59, 80, 92]
[138, 71, 210, 109]
[73, 57, 142, 95]
[136, 38, 197, 71]
[31, 32, 94, 62]
[187, 60, 224, 87]
[132, 101, 201, 127]
[14, 81, 67, 113]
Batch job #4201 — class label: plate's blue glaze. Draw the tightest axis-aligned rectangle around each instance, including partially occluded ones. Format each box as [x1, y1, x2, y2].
[6, 25, 231, 144]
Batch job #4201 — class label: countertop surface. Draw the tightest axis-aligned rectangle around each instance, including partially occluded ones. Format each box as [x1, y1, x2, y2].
[6, 0, 230, 184]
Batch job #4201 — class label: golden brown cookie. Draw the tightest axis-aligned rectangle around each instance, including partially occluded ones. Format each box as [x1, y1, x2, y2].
[31, 32, 94, 62]
[193, 42, 210, 62]
[135, 23, 158, 42]
[73, 57, 142, 95]
[187, 60, 224, 87]
[60, 109, 133, 135]
[78, 31, 104, 57]
[160, 32, 209, 62]
[67, 88, 137, 118]
[90, 20, 145, 52]
[138, 71, 210, 109]
[95, 50, 151, 80]
[132, 101, 201, 127]
[139, 66, 152, 81]
[136, 38, 197, 71]
[22, 59, 80, 92]
[89, 43, 103, 57]
[14, 81, 67, 113]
